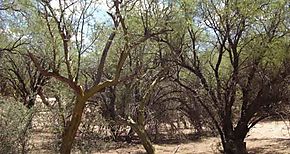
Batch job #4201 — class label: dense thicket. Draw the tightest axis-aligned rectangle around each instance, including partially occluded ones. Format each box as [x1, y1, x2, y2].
[0, 0, 289, 154]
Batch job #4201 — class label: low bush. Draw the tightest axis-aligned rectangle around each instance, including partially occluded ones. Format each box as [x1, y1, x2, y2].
[0, 97, 34, 154]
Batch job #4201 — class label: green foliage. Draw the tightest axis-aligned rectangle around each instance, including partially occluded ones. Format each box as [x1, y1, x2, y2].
[0, 0, 289, 153]
[0, 98, 34, 153]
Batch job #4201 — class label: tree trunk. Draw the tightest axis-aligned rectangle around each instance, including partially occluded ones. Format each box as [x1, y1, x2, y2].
[132, 125, 155, 154]
[223, 139, 247, 154]
[60, 97, 86, 154]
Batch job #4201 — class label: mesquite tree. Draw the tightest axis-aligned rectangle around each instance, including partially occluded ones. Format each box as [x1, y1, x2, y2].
[159, 0, 290, 153]
[19, 0, 170, 153]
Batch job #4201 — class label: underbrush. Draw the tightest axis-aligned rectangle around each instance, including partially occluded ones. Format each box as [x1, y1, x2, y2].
[0, 98, 34, 153]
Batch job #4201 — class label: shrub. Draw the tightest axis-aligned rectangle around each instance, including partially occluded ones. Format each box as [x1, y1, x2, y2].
[0, 97, 34, 154]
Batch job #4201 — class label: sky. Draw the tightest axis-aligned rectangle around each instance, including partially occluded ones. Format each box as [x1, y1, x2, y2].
[48, 0, 113, 53]
[49, 0, 111, 24]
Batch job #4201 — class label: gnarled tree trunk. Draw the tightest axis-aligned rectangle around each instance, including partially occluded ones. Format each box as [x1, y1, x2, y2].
[60, 96, 86, 154]
[224, 139, 247, 154]
[222, 126, 248, 154]
[132, 124, 155, 154]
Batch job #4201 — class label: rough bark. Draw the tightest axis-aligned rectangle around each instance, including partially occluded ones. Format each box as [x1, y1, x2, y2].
[60, 96, 86, 154]
[224, 139, 247, 154]
[132, 125, 155, 154]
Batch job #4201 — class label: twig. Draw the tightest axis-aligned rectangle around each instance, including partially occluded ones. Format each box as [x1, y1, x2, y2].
[173, 145, 181, 154]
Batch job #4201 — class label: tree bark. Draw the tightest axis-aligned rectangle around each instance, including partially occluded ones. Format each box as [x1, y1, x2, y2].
[223, 139, 247, 154]
[60, 96, 87, 154]
[132, 125, 155, 154]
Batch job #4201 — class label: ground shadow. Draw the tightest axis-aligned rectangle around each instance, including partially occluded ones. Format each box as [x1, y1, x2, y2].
[151, 130, 216, 145]
[248, 138, 290, 154]
[98, 131, 217, 153]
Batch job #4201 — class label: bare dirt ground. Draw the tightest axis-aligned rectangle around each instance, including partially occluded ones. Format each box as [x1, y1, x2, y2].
[30, 120, 290, 154]
[95, 121, 290, 154]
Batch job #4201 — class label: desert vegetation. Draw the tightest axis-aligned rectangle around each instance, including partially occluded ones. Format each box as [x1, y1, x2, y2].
[0, 0, 289, 154]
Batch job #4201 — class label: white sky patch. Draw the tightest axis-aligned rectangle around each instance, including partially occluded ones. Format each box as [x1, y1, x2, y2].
[48, 0, 112, 52]
[49, 0, 110, 23]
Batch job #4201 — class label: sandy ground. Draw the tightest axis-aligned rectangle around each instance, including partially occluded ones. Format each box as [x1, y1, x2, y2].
[93, 121, 290, 154]
[30, 121, 290, 154]
[246, 121, 290, 154]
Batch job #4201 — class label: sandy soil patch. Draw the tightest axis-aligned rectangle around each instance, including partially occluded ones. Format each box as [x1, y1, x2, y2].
[95, 121, 290, 154]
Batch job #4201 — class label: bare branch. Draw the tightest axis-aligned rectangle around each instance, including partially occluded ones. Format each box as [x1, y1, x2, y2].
[27, 52, 82, 95]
